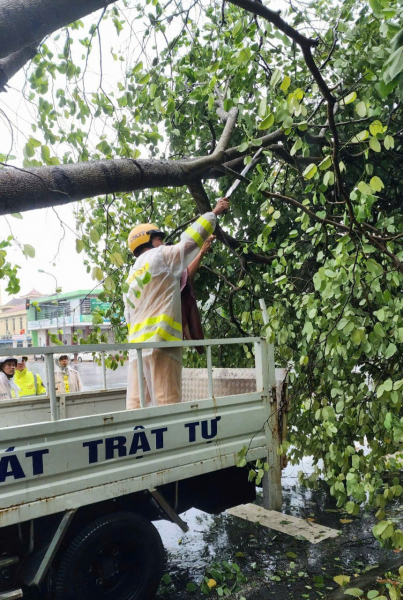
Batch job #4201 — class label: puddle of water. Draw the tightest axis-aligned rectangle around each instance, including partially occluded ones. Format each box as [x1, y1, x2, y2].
[154, 457, 397, 599]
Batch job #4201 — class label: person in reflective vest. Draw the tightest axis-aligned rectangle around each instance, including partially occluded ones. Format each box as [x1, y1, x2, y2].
[124, 198, 229, 409]
[54, 354, 83, 394]
[0, 356, 19, 400]
[14, 356, 46, 396]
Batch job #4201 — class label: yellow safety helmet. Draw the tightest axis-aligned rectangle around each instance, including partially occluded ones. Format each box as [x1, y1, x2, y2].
[128, 223, 165, 255]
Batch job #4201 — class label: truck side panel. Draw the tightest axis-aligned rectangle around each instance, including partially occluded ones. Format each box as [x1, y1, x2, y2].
[0, 392, 268, 527]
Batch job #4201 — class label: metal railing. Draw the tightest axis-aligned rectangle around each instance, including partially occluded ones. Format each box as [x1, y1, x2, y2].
[0, 338, 264, 421]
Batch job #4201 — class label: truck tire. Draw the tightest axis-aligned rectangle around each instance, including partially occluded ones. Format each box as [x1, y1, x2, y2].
[53, 511, 165, 600]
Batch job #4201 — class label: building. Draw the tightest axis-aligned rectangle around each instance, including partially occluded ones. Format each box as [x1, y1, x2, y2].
[27, 290, 112, 347]
[0, 289, 44, 349]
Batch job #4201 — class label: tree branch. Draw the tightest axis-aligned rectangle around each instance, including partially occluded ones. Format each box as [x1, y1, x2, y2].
[0, 44, 38, 91]
[0, 0, 116, 60]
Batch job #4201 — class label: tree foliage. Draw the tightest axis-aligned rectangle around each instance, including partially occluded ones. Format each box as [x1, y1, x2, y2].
[1, 0, 403, 547]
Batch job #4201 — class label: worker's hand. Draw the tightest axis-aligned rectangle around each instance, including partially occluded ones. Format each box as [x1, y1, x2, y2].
[212, 197, 230, 216]
[201, 235, 216, 255]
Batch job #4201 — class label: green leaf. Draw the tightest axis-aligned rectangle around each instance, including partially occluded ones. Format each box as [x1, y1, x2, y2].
[270, 68, 282, 88]
[187, 582, 198, 593]
[355, 101, 366, 117]
[166, 98, 175, 114]
[110, 252, 124, 267]
[41, 145, 50, 162]
[351, 130, 369, 143]
[319, 156, 332, 171]
[383, 47, 403, 85]
[232, 21, 242, 37]
[92, 266, 103, 281]
[10, 213, 23, 219]
[104, 276, 115, 292]
[323, 171, 335, 186]
[290, 138, 302, 156]
[138, 73, 150, 85]
[302, 163, 318, 180]
[76, 239, 84, 253]
[23, 244, 35, 258]
[343, 91, 357, 105]
[374, 323, 385, 338]
[283, 116, 293, 129]
[24, 143, 35, 158]
[258, 113, 274, 130]
[358, 181, 372, 195]
[385, 343, 397, 359]
[90, 229, 100, 244]
[369, 137, 381, 152]
[384, 135, 394, 150]
[132, 61, 143, 73]
[280, 75, 291, 93]
[369, 121, 383, 136]
[343, 588, 364, 597]
[369, 0, 382, 15]
[369, 176, 384, 192]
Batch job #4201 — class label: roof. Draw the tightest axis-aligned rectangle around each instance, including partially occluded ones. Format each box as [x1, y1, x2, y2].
[20, 289, 44, 298]
[1, 303, 26, 314]
[4, 297, 21, 307]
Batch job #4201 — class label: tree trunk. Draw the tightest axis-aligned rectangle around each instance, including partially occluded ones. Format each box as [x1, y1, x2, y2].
[0, 158, 220, 215]
[0, 0, 116, 60]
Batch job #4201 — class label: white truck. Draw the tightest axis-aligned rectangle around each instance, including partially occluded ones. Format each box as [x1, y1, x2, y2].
[0, 337, 285, 600]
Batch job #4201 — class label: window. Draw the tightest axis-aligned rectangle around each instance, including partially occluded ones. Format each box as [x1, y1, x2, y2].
[5, 319, 8, 332]
[12, 318, 15, 332]
[20, 318, 23, 330]
[81, 297, 91, 315]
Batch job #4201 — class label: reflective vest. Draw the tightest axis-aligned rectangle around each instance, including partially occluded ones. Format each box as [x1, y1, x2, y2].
[124, 212, 216, 362]
[14, 368, 46, 397]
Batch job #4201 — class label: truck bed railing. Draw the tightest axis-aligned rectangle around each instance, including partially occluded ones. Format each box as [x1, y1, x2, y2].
[0, 338, 265, 422]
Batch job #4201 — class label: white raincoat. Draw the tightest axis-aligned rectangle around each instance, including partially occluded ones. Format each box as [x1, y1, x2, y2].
[124, 212, 217, 406]
[54, 355, 83, 394]
[0, 371, 20, 401]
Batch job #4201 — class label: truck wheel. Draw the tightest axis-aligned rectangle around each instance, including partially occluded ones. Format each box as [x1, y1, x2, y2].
[54, 511, 164, 600]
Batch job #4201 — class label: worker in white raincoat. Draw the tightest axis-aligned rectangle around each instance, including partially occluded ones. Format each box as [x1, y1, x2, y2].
[124, 197, 230, 409]
[0, 356, 20, 400]
[54, 353, 83, 394]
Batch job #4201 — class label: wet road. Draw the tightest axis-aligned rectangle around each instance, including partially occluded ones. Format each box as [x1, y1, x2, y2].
[153, 459, 398, 599]
[28, 358, 128, 391]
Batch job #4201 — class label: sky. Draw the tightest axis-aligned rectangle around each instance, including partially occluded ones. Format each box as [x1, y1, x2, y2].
[0, 4, 127, 303]
[0, 204, 95, 303]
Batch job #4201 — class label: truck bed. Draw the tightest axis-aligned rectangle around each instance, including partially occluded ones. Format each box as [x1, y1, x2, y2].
[0, 338, 278, 528]
[0, 391, 269, 527]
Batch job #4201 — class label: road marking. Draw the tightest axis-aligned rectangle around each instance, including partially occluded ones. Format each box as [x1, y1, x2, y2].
[227, 504, 340, 544]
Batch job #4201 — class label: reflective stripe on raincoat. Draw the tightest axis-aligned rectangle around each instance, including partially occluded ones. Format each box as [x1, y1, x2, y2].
[124, 212, 217, 363]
